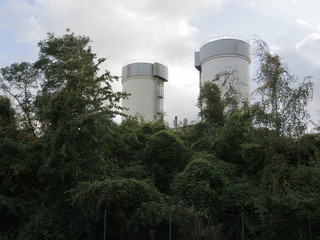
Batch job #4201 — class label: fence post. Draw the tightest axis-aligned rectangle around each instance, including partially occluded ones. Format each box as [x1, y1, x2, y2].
[34, 213, 38, 240]
[308, 215, 312, 240]
[169, 213, 172, 240]
[242, 212, 245, 240]
[104, 210, 107, 240]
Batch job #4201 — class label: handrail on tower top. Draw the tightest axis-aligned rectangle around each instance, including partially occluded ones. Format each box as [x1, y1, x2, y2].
[122, 59, 168, 68]
[198, 35, 250, 50]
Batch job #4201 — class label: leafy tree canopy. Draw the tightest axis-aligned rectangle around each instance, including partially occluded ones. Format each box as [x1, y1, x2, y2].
[253, 38, 313, 136]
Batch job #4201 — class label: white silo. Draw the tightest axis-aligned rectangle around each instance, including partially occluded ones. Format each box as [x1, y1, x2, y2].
[195, 36, 251, 104]
[121, 61, 168, 122]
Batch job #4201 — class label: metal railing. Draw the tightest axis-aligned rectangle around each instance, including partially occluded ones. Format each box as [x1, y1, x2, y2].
[198, 34, 250, 50]
[122, 59, 168, 67]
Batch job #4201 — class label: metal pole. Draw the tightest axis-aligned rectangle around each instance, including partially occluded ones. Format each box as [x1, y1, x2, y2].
[155, 77, 158, 119]
[35, 214, 38, 240]
[242, 212, 245, 240]
[104, 210, 107, 240]
[174, 116, 178, 132]
[199, 71, 203, 121]
[169, 213, 172, 240]
[308, 215, 312, 240]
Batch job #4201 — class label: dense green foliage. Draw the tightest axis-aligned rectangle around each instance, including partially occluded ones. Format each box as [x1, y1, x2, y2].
[0, 32, 319, 239]
[0, 62, 40, 136]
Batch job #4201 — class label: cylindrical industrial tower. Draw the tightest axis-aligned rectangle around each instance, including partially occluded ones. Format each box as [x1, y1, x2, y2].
[195, 36, 251, 104]
[121, 61, 168, 122]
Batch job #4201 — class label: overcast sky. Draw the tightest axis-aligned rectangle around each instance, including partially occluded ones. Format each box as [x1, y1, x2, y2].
[1, 0, 320, 127]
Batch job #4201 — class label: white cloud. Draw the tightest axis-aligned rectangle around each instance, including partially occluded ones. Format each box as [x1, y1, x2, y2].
[296, 33, 320, 66]
[2, 0, 319, 125]
[252, 0, 320, 26]
[249, 1, 255, 7]
[2, 0, 204, 66]
[141, 0, 229, 19]
[296, 19, 311, 28]
[296, 33, 320, 48]
[1, 0, 216, 123]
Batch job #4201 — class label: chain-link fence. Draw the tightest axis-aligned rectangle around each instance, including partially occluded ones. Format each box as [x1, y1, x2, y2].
[25, 209, 320, 240]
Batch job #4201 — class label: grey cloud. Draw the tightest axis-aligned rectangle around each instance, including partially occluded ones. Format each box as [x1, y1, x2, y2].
[2, 0, 320, 126]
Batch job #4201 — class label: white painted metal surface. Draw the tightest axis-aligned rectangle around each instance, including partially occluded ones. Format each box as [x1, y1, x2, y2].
[195, 37, 251, 104]
[121, 62, 168, 122]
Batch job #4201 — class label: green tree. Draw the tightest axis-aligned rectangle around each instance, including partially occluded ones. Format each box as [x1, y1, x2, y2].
[35, 30, 126, 128]
[252, 159, 320, 239]
[33, 30, 126, 194]
[0, 96, 16, 131]
[198, 70, 249, 126]
[195, 70, 253, 165]
[114, 116, 168, 166]
[70, 178, 163, 240]
[198, 81, 224, 126]
[0, 97, 41, 239]
[144, 130, 188, 192]
[171, 152, 234, 214]
[0, 62, 40, 136]
[14, 31, 127, 239]
[127, 201, 223, 240]
[254, 39, 313, 136]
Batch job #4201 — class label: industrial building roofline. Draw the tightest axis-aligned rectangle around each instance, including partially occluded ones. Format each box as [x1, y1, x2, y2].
[122, 62, 168, 82]
[194, 36, 251, 71]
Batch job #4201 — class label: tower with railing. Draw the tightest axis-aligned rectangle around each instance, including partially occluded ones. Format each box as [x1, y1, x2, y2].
[195, 35, 251, 104]
[121, 61, 168, 121]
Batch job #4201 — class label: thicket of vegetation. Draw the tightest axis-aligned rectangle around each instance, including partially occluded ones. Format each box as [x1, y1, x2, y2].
[1, 31, 319, 240]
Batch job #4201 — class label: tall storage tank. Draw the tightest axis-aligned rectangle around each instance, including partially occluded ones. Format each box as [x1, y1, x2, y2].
[121, 61, 168, 122]
[195, 36, 251, 104]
